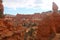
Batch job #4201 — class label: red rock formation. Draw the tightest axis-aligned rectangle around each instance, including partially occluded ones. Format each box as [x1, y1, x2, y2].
[0, 0, 4, 18]
[52, 2, 58, 13]
[0, 1, 60, 40]
[37, 2, 59, 40]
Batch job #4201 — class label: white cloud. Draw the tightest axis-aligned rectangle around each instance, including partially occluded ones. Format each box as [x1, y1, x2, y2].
[3, 0, 60, 10]
[3, 0, 36, 9]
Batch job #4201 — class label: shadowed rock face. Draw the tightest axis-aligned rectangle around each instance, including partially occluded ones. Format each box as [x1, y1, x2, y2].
[0, 0, 4, 18]
[0, 0, 2, 3]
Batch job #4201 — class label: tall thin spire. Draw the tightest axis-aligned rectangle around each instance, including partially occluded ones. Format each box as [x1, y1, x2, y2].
[0, 0, 4, 18]
[52, 2, 58, 13]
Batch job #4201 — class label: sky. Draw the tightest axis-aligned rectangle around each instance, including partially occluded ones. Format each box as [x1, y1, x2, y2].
[3, 0, 60, 15]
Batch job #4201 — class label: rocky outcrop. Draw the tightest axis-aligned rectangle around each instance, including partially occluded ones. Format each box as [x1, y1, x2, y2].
[52, 2, 58, 13]
[0, 1, 60, 40]
[0, 0, 4, 18]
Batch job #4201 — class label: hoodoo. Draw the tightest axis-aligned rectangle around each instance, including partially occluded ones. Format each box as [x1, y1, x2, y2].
[52, 2, 58, 13]
[0, 0, 4, 18]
